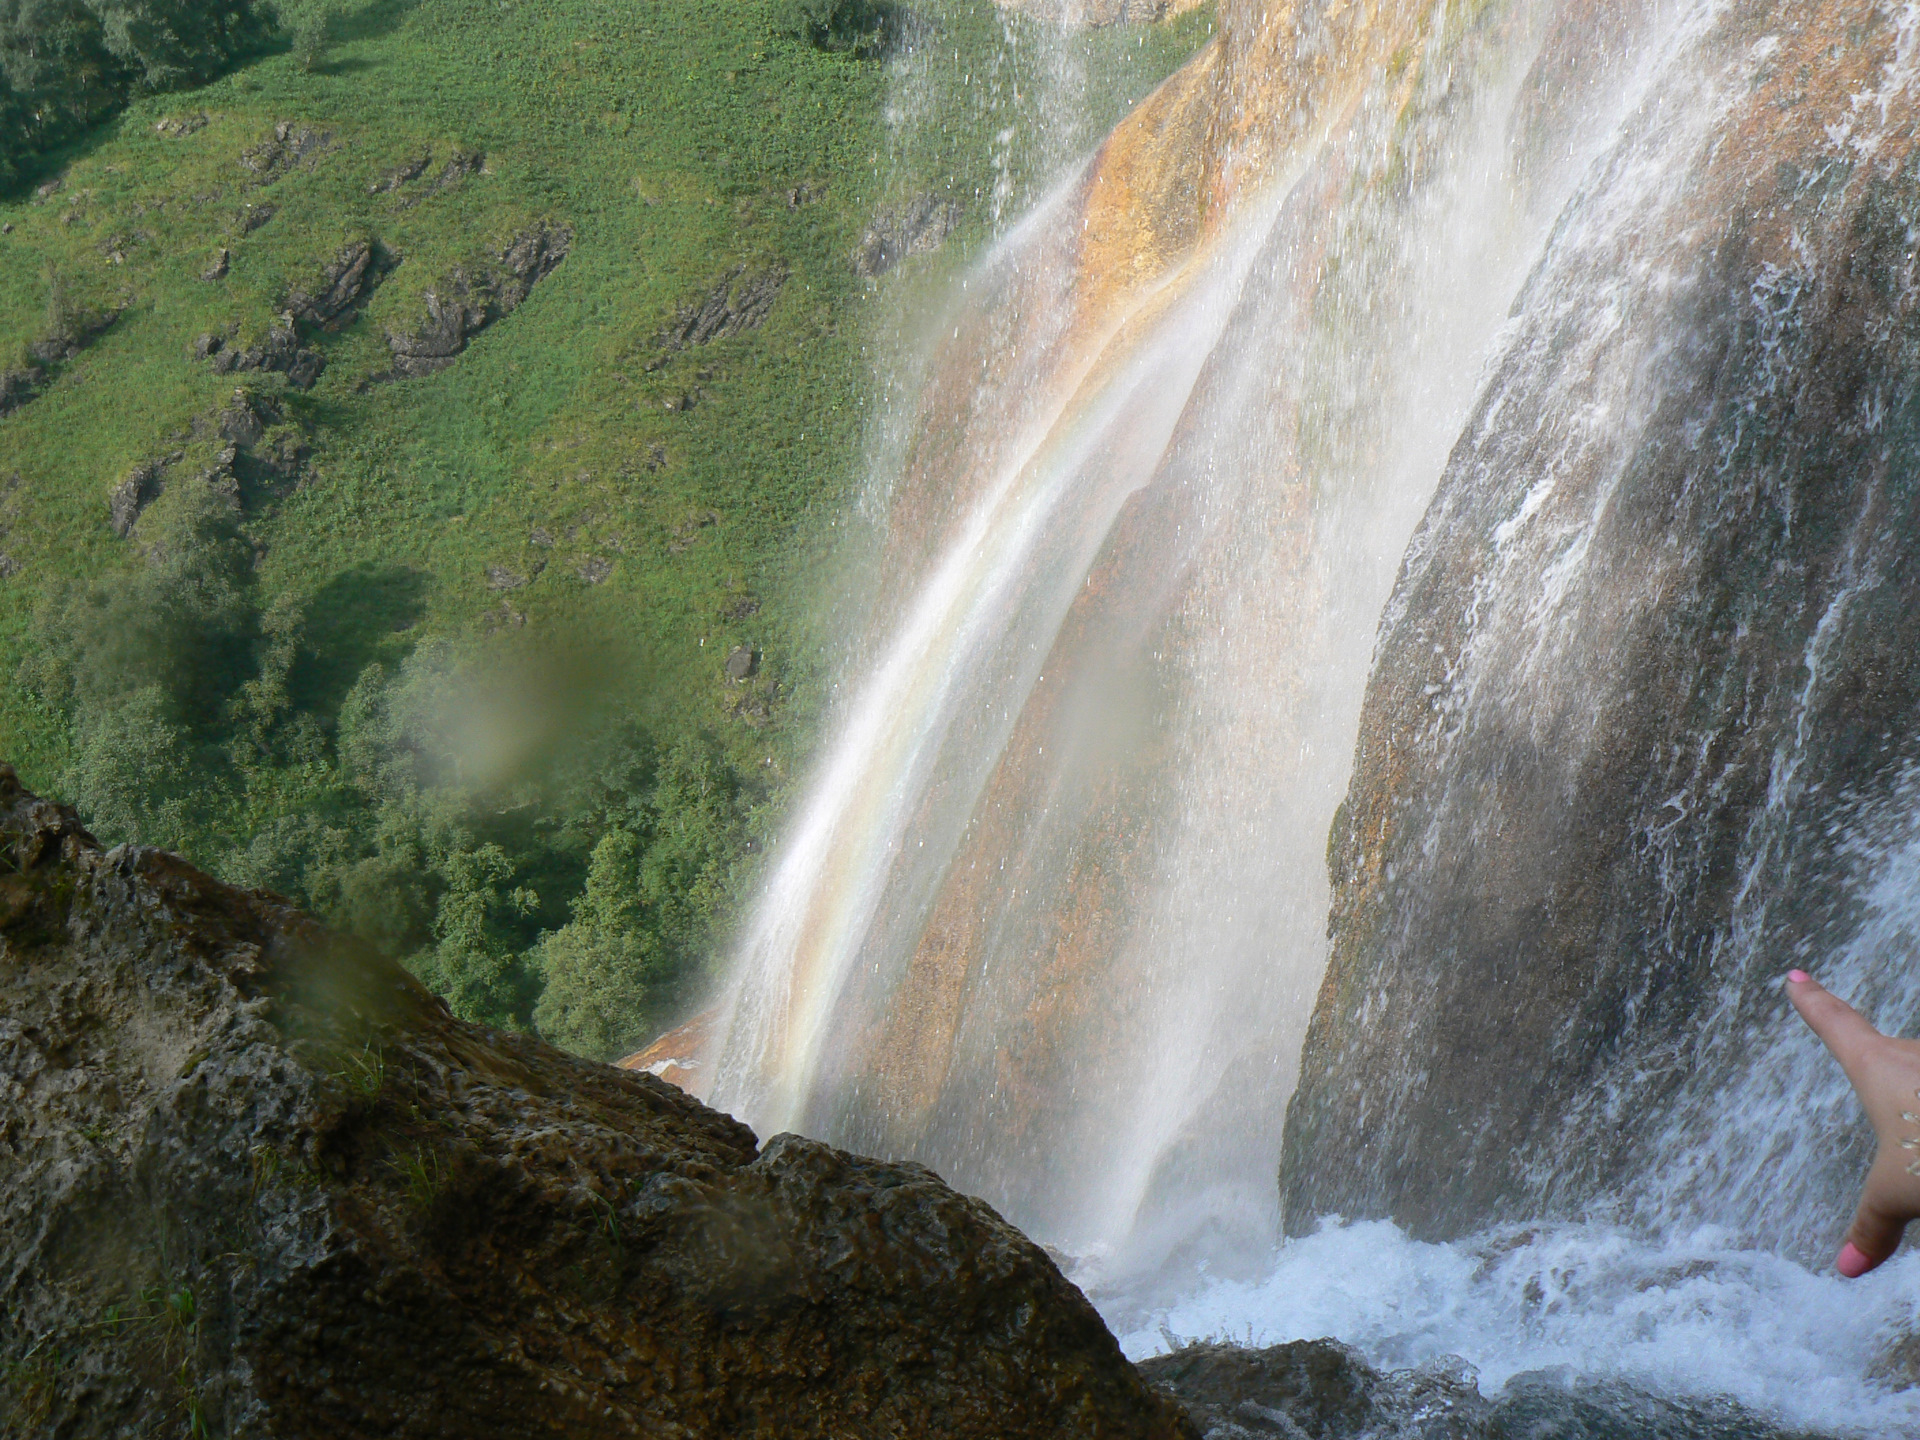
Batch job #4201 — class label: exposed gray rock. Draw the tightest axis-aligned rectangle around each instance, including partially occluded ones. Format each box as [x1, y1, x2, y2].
[108, 392, 308, 536]
[108, 460, 169, 537]
[154, 113, 210, 138]
[650, 265, 787, 363]
[240, 120, 334, 183]
[3, 309, 123, 417]
[201, 322, 325, 390]
[285, 240, 394, 331]
[725, 645, 758, 681]
[202, 247, 231, 281]
[385, 224, 571, 378]
[0, 768, 1194, 1440]
[853, 194, 962, 278]
[370, 152, 431, 194]
[433, 148, 484, 191]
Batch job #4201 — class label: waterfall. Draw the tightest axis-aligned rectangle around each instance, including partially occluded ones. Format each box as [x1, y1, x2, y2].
[710, 0, 1676, 1262]
[704, 0, 1920, 1429]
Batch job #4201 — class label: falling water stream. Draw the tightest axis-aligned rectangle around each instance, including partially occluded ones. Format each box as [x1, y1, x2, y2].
[703, 0, 1920, 1431]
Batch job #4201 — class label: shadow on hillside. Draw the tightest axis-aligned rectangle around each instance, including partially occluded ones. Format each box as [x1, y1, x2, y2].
[288, 563, 430, 717]
[334, 0, 425, 46]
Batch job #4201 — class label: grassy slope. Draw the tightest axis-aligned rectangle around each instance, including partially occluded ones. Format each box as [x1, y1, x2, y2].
[0, 0, 1211, 1027]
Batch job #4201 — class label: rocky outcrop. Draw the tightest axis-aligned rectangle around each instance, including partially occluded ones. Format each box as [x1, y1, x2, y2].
[1282, 0, 1920, 1242]
[108, 389, 307, 535]
[651, 265, 787, 358]
[386, 224, 571, 378]
[107, 459, 169, 537]
[239, 121, 334, 184]
[196, 321, 326, 390]
[0, 768, 1192, 1439]
[284, 240, 394, 331]
[0, 307, 122, 418]
[852, 194, 961, 278]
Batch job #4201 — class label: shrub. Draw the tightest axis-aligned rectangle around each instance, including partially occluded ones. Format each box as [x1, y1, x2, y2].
[0, 0, 277, 191]
[780, 0, 897, 58]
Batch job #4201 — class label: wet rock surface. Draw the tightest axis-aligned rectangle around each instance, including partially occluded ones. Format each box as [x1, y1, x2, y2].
[386, 224, 570, 378]
[0, 769, 1192, 1439]
[1140, 1341, 1825, 1440]
[1282, 0, 1920, 1240]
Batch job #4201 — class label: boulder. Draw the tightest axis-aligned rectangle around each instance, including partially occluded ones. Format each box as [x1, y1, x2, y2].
[0, 768, 1192, 1439]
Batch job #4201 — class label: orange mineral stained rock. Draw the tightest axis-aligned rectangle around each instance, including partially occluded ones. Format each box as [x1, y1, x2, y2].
[707, 0, 1752, 1262]
[615, 1009, 713, 1091]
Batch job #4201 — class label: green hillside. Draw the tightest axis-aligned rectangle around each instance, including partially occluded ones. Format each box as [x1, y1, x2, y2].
[0, 0, 1211, 1056]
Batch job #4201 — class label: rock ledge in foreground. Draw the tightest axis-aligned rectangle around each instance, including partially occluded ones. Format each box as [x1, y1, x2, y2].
[0, 766, 1193, 1439]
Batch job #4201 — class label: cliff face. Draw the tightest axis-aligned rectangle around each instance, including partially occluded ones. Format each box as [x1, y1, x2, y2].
[0, 768, 1192, 1439]
[1282, 0, 1920, 1241]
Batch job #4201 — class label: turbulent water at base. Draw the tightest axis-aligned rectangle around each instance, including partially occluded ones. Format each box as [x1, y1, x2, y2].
[1109, 1223, 1920, 1435]
[703, 0, 1920, 1431]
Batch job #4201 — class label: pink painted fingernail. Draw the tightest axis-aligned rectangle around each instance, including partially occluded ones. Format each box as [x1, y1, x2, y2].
[1838, 1243, 1874, 1278]
[1788, 970, 1811, 983]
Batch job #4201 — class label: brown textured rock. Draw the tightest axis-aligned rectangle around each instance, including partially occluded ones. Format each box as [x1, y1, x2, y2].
[1281, 0, 1920, 1241]
[0, 767, 1193, 1439]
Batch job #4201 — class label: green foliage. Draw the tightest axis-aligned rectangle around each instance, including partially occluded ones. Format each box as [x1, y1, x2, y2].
[534, 737, 752, 1057]
[782, 0, 897, 57]
[289, 5, 327, 72]
[20, 477, 257, 848]
[0, 0, 277, 190]
[0, 0, 1214, 1052]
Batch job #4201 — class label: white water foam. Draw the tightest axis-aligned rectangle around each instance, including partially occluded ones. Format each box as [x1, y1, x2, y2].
[1103, 1221, 1920, 1436]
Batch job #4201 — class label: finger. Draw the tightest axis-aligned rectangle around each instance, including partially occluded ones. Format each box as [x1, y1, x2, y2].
[1786, 971, 1884, 1074]
[1839, 1164, 1913, 1278]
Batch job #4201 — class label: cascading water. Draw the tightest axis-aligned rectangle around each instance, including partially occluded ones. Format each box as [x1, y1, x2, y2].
[704, 0, 1920, 1431]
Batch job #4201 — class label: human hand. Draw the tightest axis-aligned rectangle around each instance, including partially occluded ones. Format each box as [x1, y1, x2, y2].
[1785, 969, 1920, 1277]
